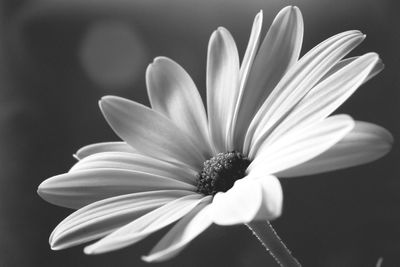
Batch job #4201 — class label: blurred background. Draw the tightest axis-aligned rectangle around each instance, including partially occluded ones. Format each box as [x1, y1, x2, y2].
[0, 0, 399, 266]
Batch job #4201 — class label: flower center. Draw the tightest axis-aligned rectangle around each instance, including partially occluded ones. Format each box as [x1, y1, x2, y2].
[196, 151, 251, 196]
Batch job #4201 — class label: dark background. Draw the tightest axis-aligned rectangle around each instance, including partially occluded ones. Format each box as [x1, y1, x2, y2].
[0, 0, 399, 266]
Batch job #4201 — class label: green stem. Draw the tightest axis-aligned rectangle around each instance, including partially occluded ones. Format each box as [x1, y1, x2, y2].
[246, 221, 301, 267]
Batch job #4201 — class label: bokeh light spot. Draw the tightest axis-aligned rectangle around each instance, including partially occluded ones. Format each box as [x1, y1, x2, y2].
[79, 21, 148, 90]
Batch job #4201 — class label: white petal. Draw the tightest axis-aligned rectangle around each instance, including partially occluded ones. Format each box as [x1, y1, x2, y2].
[239, 11, 263, 90]
[277, 121, 393, 177]
[321, 56, 384, 84]
[50, 190, 191, 250]
[250, 175, 283, 221]
[69, 152, 197, 184]
[233, 6, 303, 151]
[99, 96, 205, 169]
[38, 169, 196, 209]
[74, 142, 135, 160]
[84, 194, 204, 254]
[142, 197, 212, 262]
[245, 30, 364, 157]
[229, 11, 263, 150]
[207, 27, 240, 152]
[258, 53, 379, 148]
[249, 114, 355, 175]
[146, 57, 213, 158]
[210, 175, 282, 226]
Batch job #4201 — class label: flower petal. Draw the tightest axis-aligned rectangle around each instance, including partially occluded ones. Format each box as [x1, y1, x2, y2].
[250, 175, 283, 221]
[276, 121, 393, 177]
[210, 175, 282, 226]
[258, 53, 379, 148]
[38, 169, 196, 209]
[84, 194, 205, 254]
[321, 56, 384, 84]
[248, 114, 355, 175]
[207, 27, 240, 152]
[239, 11, 263, 91]
[99, 96, 205, 169]
[146, 57, 213, 158]
[142, 197, 212, 262]
[245, 30, 364, 157]
[232, 6, 303, 151]
[74, 142, 136, 160]
[50, 190, 191, 250]
[228, 11, 263, 150]
[69, 152, 197, 184]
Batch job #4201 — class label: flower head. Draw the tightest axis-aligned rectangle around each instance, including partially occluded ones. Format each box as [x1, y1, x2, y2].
[38, 6, 392, 262]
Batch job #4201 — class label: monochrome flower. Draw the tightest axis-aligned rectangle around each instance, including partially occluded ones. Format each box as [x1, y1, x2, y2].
[38, 6, 392, 262]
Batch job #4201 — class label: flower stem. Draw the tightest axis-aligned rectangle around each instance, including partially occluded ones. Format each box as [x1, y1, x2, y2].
[246, 221, 301, 267]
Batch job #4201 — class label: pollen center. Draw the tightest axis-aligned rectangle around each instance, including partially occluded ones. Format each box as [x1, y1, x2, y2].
[196, 151, 250, 196]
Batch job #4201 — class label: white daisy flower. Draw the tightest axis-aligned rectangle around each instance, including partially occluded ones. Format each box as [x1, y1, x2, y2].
[38, 6, 392, 264]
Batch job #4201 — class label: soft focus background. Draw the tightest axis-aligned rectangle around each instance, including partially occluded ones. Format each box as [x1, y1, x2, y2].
[0, 0, 398, 266]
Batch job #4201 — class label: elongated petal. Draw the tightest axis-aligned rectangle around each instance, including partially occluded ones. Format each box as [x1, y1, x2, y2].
[239, 11, 263, 90]
[321, 56, 384, 84]
[74, 142, 136, 160]
[260, 53, 379, 148]
[230, 11, 263, 150]
[142, 198, 212, 262]
[147, 57, 213, 158]
[38, 169, 196, 209]
[245, 30, 365, 157]
[210, 175, 282, 225]
[100, 96, 205, 169]
[248, 114, 355, 175]
[232, 6, 303, 151]
[84, 194, 205, 254]
[207, 27, 240, 152]
[69, 152, 197, 184]
[50, 190, 192, 250]
[277, 121, 393, 177]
